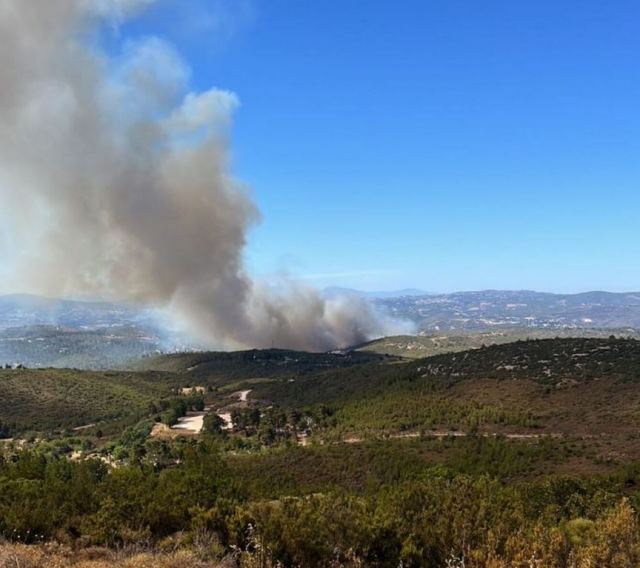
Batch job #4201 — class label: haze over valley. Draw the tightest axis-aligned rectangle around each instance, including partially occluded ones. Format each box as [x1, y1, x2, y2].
[1, 289, 639, 368]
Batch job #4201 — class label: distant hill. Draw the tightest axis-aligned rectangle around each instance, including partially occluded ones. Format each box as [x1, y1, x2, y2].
[135, 347, 388, 380]
[0, 325, 165, 369]
[0, 295, 182, 368]
[375, 290, 640, 332]
[5, 290, 639, 334]
[2, 291, 640, 368]
[241, 337, 640, 463]
[354, 328, 640, 358]
[0, 294, 148, 329]
[323, 287, 432, 299]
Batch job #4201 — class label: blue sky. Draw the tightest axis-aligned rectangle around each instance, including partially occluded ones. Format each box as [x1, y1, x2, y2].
[117, 0, 640, 293]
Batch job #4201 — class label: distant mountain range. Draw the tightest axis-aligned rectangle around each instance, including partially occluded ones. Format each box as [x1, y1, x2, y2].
[0, 294, 182, 368]
[374, 290, 640, 332]
[323, 287, 433, 299]
[0, 294, 149, 330]
[1, 290, 639, 367]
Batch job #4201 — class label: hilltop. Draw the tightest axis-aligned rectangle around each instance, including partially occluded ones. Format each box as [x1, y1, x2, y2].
[353, 327, 640, 358]
[136, 347, 388, 379]
[323, 286, 432, 299]
[218, 337, 640, 465]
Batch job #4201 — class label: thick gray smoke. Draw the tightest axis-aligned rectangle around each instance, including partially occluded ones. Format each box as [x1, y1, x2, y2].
[0, 0, 406, 351]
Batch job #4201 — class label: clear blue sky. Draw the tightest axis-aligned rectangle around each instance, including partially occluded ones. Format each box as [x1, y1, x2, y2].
[118, 0, 640, 293]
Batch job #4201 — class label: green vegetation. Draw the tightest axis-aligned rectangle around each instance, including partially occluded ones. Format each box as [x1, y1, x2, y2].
[0, 368, 172, 435]
[356, 328, 640, 359]
[412, 336, 640, 384]
[331, 390, 537, 437]
[137, 348, 389, 385]
[1, 437, 640, 566]
[4, 337, 640, 565]
[227, 436, 573, 495]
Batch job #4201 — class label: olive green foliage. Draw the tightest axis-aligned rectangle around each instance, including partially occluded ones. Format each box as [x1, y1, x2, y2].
[109, 419, 155, 461]
[4, 338, 640, 565]
[0, 368, 212, 437]
[252, 338, 640, 410]
[2, 441, 640, 566]
[0, 368, 171, 434]
[138, 348, 386, 383]
[332, 389, 536, 437]
[202, 413, 226, 435]
[227, 436, 577, 497]
[356, 328, 640, 359]
[415, 337, 640, 385]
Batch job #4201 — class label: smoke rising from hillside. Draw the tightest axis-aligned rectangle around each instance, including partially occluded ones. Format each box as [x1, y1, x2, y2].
[0, 0, 404, 351]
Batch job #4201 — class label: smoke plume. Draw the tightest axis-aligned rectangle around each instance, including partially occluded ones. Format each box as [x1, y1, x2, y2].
[0, 0, 404, 351]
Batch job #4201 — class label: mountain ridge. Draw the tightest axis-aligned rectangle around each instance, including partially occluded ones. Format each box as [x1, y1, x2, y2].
[375, 289, 640, 332]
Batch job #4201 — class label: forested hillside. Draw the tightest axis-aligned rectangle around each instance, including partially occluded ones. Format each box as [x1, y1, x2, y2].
[3, 338, 640, 566]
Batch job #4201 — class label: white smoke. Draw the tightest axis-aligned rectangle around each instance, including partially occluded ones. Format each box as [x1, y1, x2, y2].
[91, 0, 158, 21]
[0, 0, 407, 351]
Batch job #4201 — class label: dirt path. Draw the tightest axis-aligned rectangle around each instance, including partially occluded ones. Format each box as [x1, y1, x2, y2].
[335, 429, 562, 446]
[72, 423, 96, 432]
[214, 390, 252, 430]
[172, 412, 205, 433]
[217, 412, 232, 430]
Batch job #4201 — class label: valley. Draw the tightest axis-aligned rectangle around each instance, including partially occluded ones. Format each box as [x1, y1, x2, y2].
[1, 0, 637, 563]
[2, 291, 640, 371]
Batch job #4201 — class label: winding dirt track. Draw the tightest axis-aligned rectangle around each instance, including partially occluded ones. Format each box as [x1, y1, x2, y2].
[215, 389, 252, 429]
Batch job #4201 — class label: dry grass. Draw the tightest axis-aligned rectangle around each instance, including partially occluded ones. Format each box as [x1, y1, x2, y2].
[0, 543, 234, 568]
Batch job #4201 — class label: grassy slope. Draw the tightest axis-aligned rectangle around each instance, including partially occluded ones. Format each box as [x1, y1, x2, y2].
[0, 369, 172, 433]
[135, 348, 389, 387]
[237, 338, 640, 461]
[5, 337, 640, 460]
[0, 350, 386, 436]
